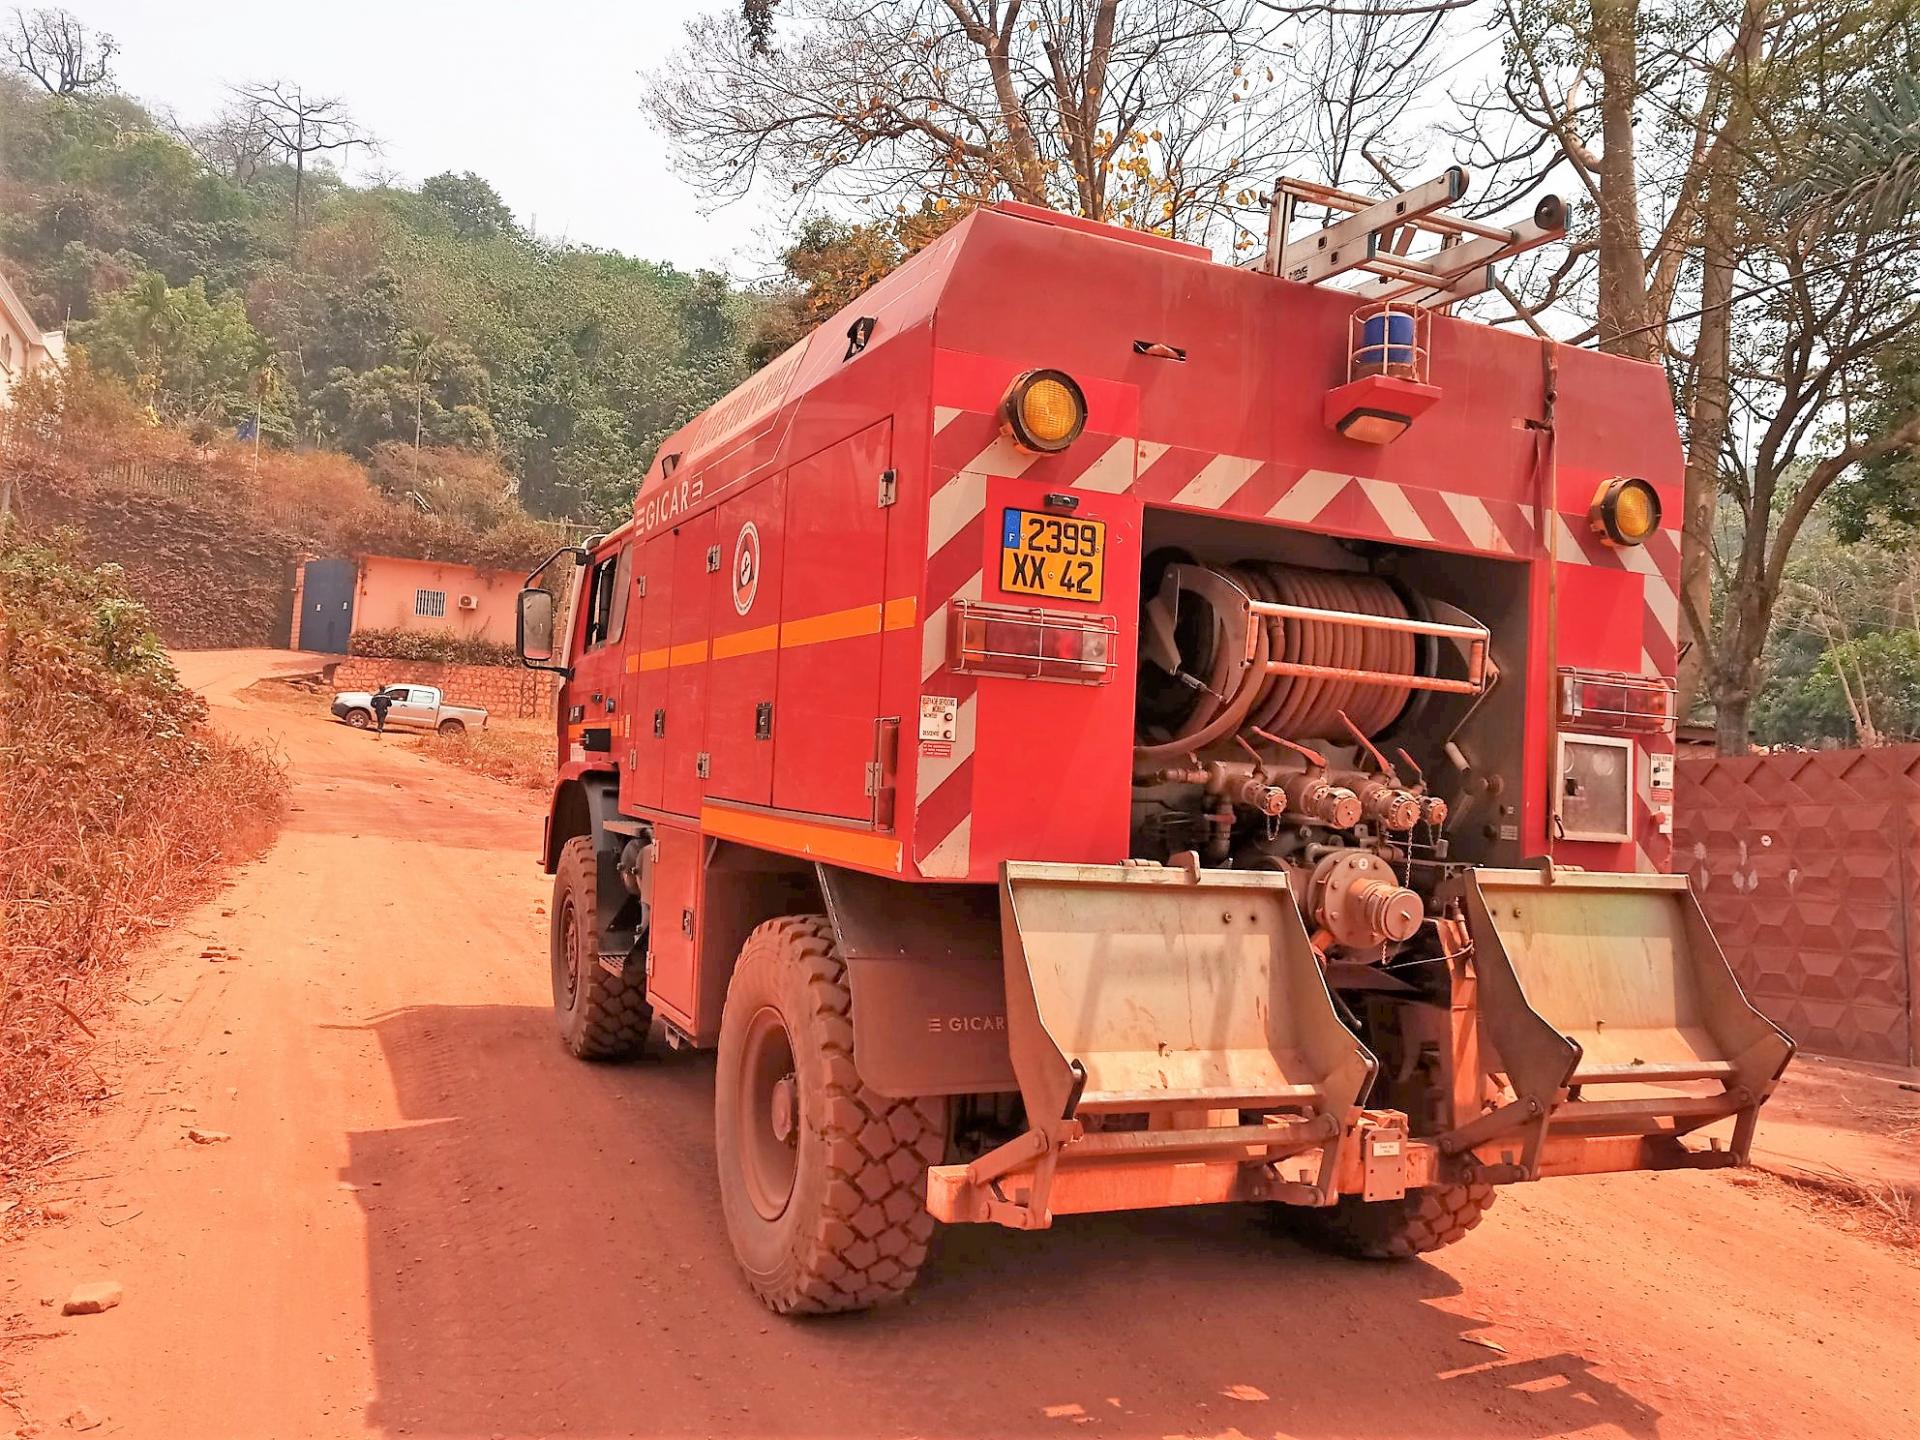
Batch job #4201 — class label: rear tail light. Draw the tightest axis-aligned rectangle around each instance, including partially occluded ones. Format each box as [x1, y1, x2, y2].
[1558, 667, 1674, 733]
[950, 600, 1116, 684]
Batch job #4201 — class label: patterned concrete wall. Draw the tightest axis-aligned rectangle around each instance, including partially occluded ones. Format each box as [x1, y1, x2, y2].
[1677, 747, 1920, 1065]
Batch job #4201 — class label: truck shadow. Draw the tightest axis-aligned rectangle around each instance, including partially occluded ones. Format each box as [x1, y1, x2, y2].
[338, 1003, 1661, 1440]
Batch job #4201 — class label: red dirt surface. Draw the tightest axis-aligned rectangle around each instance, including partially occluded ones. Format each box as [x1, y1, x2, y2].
[3, 649, 1916, 1439]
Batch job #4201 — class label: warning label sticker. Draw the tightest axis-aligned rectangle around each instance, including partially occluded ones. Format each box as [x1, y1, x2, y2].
[920, 694, 957, 757]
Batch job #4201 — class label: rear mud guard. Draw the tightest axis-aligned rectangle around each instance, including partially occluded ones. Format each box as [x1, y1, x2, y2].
[1444, 868, 1794, 1177]
[930, 860, 1377, 1229]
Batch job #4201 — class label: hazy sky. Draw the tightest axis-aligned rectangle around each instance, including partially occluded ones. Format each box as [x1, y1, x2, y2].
[76, 1, 768, 274]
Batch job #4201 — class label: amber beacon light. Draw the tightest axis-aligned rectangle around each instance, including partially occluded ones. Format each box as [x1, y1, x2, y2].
[1002, 368, 1087, 454]
[1589, 476, 1662, 547]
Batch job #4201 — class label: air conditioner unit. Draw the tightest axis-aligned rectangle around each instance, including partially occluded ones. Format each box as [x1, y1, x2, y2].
[457, 594, 480, 611]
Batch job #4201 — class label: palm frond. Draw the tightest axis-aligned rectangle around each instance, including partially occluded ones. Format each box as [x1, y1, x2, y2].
[1791, 71, 1920, 227]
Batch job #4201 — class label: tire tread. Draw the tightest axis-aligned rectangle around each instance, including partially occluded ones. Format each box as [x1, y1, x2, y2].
[555, 836, 650, 1061]
[1295, 1182, 1496, 1260]
[733, 915, 944, 1314]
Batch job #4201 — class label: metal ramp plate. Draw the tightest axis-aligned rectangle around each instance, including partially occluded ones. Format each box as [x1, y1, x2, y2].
[1457, 868, 1794, 1166]
[1000, 862, 1375, 1124]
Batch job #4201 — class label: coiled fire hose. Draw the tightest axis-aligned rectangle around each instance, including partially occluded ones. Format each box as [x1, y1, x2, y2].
[1136, 563, 1418, 764]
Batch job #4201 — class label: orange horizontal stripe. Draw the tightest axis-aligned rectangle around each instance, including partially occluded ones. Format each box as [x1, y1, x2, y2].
[624, 653, 639, 674]
[637, 596, 917, 672]
[711, 622, 781, 660]
[780, 602, 885, 649]
[699, 804, 902, 874]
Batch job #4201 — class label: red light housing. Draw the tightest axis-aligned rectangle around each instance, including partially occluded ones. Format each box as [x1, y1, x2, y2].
[1557, 667, 1674, 734]
[950, 601, 1116, 684]
[1323, 374, 1441, 446]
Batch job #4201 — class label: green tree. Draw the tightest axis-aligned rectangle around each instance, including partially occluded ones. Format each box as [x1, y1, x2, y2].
[749, 206, 963, 365]
[0, 60, 755, 526]
[0, 75, 263, 322]
[419, 171, 515, 238]
[1458, 0, 1920, 750]
[309, 350, 495, 457]
[71, 271, 272, 427]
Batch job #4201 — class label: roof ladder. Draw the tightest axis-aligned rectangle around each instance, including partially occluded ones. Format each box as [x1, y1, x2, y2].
[1245, 166, 1568, 309]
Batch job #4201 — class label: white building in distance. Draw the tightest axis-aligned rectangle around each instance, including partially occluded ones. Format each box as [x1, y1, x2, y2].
[0, 270, 65, 408]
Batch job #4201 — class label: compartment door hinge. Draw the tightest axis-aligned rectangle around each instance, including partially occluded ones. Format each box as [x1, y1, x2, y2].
[877, 468, 898, 507]
[695, 751, 711, 778]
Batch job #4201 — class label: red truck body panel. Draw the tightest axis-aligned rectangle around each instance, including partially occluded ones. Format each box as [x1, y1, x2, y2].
[551, 202, 1682, 1039]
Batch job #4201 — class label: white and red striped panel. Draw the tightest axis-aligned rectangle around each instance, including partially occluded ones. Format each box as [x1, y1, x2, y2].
[910, 408, 1682, 876]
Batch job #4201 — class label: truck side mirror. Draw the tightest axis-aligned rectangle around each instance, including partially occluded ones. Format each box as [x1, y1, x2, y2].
[518, 587, 560, 669]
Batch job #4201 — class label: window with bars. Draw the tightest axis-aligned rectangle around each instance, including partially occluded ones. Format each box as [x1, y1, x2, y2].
[414, 588, 447, 618]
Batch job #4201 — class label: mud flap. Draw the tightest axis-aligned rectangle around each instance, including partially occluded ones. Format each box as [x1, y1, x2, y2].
[1445, 868, 1794, 1176]
[927, 861, 1377, 1228]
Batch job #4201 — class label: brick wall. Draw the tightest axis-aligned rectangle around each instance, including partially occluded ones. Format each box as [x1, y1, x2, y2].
[331, 658, 558, 720]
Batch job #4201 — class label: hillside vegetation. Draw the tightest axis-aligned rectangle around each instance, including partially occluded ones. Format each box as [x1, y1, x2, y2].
[0, 69, 754, 526]
[0, 531, 286, 1178]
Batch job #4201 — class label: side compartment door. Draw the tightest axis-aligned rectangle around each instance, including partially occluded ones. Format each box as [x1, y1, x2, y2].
[661, 509, 720, 817]
[774, 419, 893, 821]
[642, 822, 702, 1032]
[621, 532, 674, 813]
[706, 475, 785, 806]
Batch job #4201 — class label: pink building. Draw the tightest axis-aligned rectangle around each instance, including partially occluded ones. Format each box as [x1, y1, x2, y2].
[294, 553, 524, 653]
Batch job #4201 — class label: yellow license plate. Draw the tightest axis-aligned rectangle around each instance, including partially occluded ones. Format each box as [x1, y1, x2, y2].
[999, 508, 1105, 602]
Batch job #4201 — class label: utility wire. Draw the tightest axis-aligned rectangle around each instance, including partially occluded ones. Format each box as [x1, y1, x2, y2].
[1577, 231, 1918, 349]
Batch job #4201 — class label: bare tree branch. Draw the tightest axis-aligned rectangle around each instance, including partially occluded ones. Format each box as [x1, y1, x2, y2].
[2, 6, 115, 95]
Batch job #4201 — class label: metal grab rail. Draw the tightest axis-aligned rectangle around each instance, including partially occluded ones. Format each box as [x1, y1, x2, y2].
[1241, 596, 1492, 696]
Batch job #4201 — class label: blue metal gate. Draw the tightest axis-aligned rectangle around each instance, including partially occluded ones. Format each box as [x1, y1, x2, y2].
[301, 559, 356, 654]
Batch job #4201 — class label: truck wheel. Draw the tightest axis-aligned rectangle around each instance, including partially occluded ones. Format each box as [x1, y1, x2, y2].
[550, 836, 651, 1060]
[1289, 1182, 1497, 1260]
[437, 718, 466, 736]
[714, 915, 948, 1314]
[344, 709, 370, 728]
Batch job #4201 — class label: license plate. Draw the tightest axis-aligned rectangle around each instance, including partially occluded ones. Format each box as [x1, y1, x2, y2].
[999, 508, 1105, 602]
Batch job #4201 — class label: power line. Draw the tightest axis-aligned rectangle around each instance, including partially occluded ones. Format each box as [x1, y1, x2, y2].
[1580, 231, 1918, 349]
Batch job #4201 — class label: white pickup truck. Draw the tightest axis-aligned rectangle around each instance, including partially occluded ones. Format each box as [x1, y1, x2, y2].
[329, 683, 487, 735]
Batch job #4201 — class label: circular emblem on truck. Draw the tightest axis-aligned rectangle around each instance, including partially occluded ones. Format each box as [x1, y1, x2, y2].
[732, 521, 761, 615]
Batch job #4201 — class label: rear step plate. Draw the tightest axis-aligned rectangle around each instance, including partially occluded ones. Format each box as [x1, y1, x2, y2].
[928, 861, 1376, 1228]
[1450, 868, 1793, 1171]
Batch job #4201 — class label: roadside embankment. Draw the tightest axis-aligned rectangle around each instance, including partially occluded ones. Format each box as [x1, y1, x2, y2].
[0, 534, 288, 1186]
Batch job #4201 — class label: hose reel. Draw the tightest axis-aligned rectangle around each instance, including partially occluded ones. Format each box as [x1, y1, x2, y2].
[1137, 561, 1492, 763]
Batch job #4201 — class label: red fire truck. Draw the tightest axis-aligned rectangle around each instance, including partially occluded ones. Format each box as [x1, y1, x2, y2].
[516, 172, 1792, 1315]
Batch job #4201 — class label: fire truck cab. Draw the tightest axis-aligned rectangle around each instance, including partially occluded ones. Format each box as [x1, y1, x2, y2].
[517, 182, 1791, 1315]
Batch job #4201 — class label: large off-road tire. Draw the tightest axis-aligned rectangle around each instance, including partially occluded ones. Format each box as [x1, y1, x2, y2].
[715, 915, 948, 1315]
[437, 718, 466, 736]
[1290, 1182, 1497, 1260]
[343, 708, 370, 728]
[549, 836, 651, 1060]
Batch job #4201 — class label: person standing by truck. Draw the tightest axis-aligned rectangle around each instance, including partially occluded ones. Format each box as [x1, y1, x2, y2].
[369, 688, 393, 736]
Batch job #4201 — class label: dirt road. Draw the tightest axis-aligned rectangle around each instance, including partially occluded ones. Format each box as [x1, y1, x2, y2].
[4, 649, 1916, 1440]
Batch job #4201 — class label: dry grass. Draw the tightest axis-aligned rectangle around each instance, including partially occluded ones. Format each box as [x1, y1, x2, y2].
[1, 532, 288, 1183]
[1765, 1169, 1920, 1254]
[411, 722, 554, 792]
